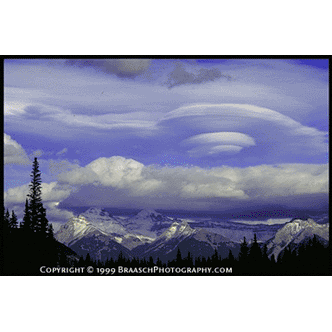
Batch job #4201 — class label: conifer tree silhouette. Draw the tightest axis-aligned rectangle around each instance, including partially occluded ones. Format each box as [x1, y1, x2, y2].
[9, 210, 18, 231]
[239, 237, 249, 261]
[3, 209, 10, 235]
[27, 158, 50, 235]
[248, 234, 262, 267]
[227, 249, 235, 263]
[20, 199, 32, 231]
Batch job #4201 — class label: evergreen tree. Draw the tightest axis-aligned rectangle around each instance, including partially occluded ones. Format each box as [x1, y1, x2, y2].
[227, 249, 235, 263]
[248, 234, 262, 264]
[212, 248, 219, 264]
[148, 256, 154, 266]
[85, 253, 92, 264]
[176, 248, 182, 266]
[46, 223, 54, 239]
[239, 236, 249, 261]
[9, 210, 18, 230]
[186, 251, 193, 266]
[156, 257, 162, 266]
[20, 199, 32, 230]
[26, 157, 50, 236]
[3, 208, 10, 235]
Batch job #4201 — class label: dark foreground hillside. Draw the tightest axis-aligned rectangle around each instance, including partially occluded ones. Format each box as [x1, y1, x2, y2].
[1, 228, 78, 275]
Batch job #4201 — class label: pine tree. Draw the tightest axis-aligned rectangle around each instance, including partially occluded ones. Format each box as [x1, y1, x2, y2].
[9, 210, 18, 230]
[249, 233, 262, 264]
[176, 248, 182, 266]
[27, 157, 50, 236]
[228, 249, 235, 263]
[3, 208, 10, 235]
[46, 223, 54, 239]
[21, 198, 32, 231]
[239, 236, 249, 261]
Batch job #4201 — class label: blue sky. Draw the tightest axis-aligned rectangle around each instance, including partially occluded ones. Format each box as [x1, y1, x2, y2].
[4, 58, 329, 223]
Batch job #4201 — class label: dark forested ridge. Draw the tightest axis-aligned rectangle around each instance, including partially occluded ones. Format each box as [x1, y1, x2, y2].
[64, 233, 330, 276]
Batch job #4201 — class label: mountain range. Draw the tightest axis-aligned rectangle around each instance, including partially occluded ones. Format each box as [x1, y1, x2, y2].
[54, 208, 329, 263]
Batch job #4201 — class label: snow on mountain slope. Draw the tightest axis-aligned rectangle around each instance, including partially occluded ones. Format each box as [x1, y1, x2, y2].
[158, 221, 196, 241]
[131, 220, 241, 262]
[119, 209, 175, 238]
[192, 229, 232, 249]
[69, 233, 133, 262]
[80, 208, 127, 235]
[132, 220, 197, 258]
[55, 216, 109, 246]
[120, 233, 155, 250]
[266, 218, 329, 259]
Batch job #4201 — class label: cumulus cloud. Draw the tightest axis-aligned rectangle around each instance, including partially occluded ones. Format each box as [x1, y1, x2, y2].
[4, 134, 30, 165]
[4, 155, 328, 219]
[4, 181, 75, 223]
[57, 156, 162, 195]
[4, 182, 72, 204]
[54, 156, 328, 212]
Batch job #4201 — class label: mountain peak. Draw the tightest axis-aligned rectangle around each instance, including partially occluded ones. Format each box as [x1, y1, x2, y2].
[83, 207, 111, 217]
[267, 217, 329, 259]
[161, 221, 195, 240]
[136, 209, 161, 218]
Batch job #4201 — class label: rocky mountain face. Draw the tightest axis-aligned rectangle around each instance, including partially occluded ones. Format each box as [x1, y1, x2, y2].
[266, 218, 329, 259]
[55, 215, 109, 246]
[69, 234, 133, 262]
[117, 209, 175, 238]
[55, 208, 329, 263]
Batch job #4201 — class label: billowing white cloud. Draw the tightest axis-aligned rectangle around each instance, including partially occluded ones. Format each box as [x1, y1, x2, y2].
[54, 156, 328, 210]
[4, 181, 75, 224]
[4, 156, 328, 220]
[57, 156, 162, 194]
[4, 134, 30, 165]
[4, 181, 72, 204]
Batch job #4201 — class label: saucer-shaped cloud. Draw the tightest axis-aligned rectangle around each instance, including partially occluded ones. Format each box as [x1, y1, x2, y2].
[158, 104, 328, 161]
[182, 132, 256, 147]
[186, 145, 244, 157]
[182, 132, 256, 156]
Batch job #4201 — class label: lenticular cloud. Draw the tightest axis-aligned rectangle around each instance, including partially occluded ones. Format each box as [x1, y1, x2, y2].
[158, 104, 328, 160]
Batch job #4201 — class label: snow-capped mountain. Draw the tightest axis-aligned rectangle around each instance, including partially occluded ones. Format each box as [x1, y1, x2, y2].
[266, 218, 329, 259]
[132, 220, 241, 262]
[55, 208, 159, 250]
[80, 207, 127, 235]
[55, 216, 109, 246]
[188, 219, 285, 242]
[118, 209, 175, 238]
[69, 233, 133, 262]
[55, 207, 328, 263]
[132, 220, 196, 260]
